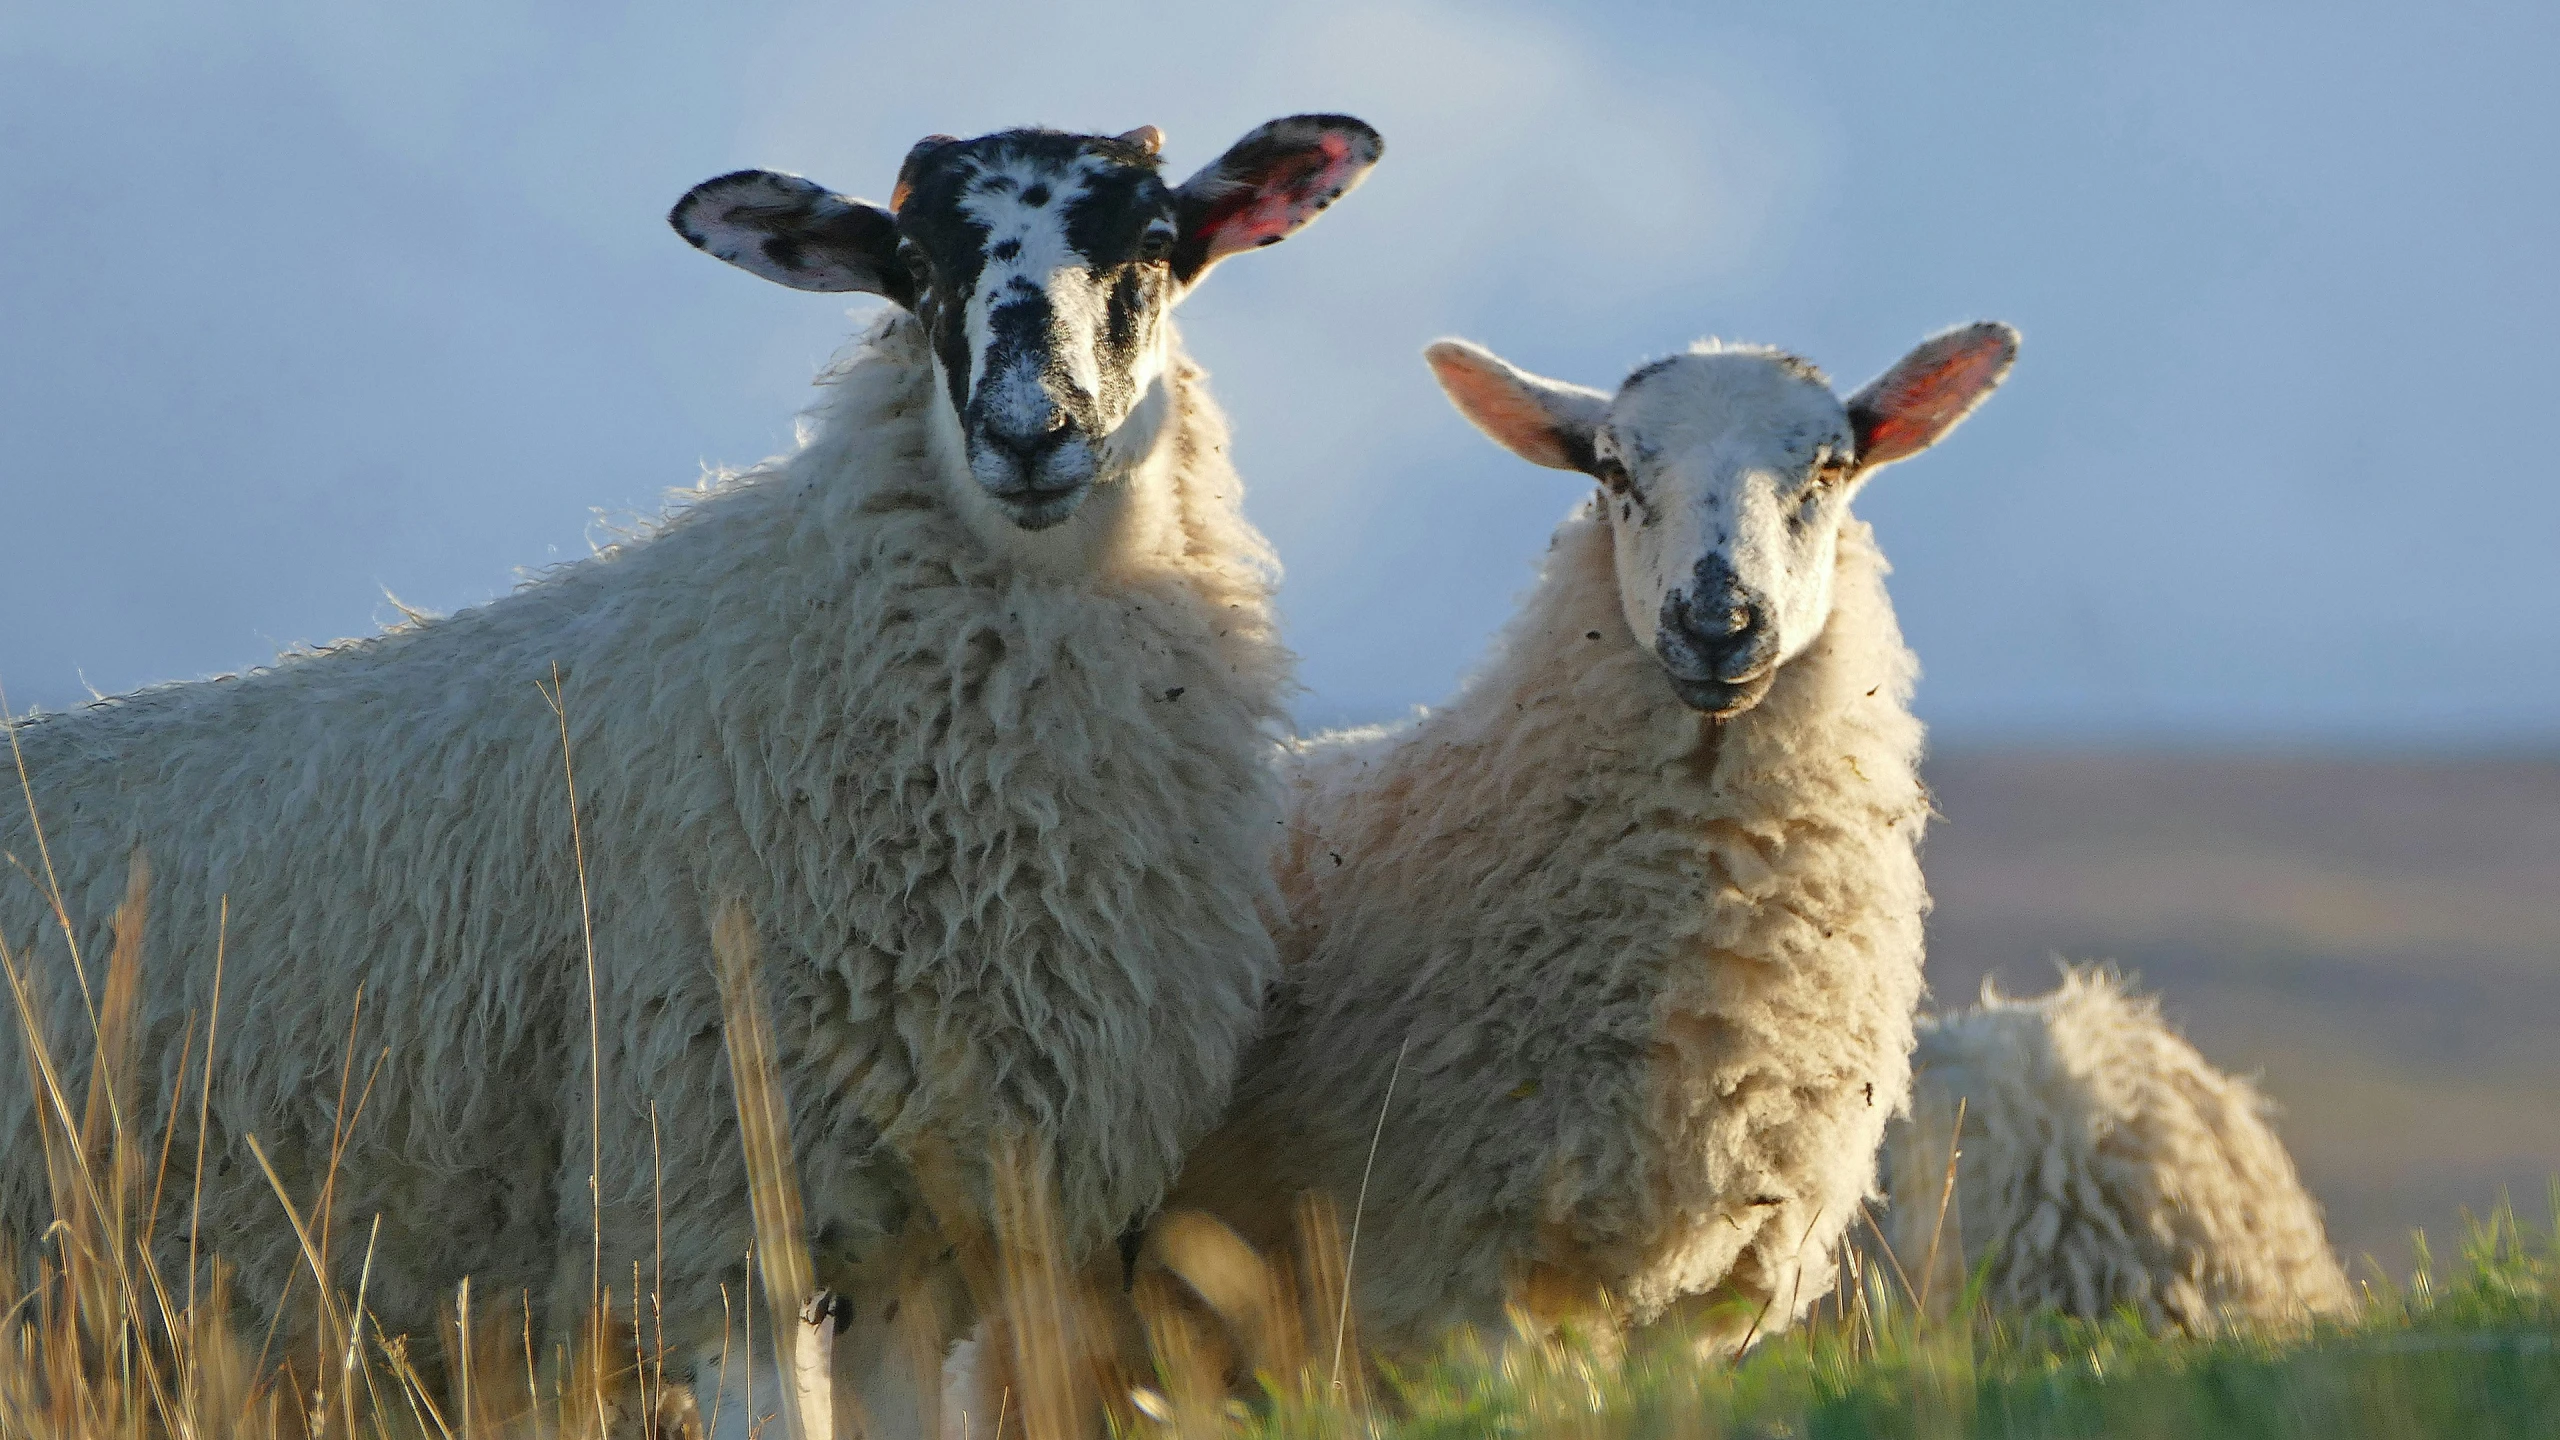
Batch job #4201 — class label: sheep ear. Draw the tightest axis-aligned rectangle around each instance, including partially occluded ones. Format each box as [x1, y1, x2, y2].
[670, 170, 913, 306]
[1846, 322, 2019, 471]
[1171, 114, 1383, 285]
[1425, 339, 1610, 474]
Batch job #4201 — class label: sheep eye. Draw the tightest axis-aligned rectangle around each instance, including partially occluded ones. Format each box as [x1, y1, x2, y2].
[901, 248, 932, 282]
[1594, 457, 1633, 495]
[1138, 230, 1175, 263]
[1814, 446, 1854, 482]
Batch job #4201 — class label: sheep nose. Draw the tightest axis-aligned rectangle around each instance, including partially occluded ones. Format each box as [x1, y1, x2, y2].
[1659, 588, 1773, 684]
[981, 411, 1076, 467]
[1680, 602, 1763, 674]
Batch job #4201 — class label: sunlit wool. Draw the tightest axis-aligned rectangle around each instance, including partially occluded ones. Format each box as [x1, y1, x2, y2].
[1886, 967, 2356, 1331]
[0, 311, 1288, 1374]
[1171, 503, 1930, 1352]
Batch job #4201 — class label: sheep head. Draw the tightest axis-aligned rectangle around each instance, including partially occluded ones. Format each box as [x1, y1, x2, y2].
[1426, 324, 2018, 719]
[672, 116, 1382, 533]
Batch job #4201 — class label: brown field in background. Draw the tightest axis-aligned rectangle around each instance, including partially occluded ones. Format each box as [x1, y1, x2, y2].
[1921, 749, 2560, 1277]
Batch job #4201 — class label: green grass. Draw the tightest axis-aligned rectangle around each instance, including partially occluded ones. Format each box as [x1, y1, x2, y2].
[1230, 1201, 2560, 1440]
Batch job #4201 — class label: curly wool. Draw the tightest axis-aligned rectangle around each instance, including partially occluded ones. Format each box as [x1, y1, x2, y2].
[1170, 502, 1930, 1352]
[1883, 968, 2354, 1331]
[0, 313, 1289, 1364]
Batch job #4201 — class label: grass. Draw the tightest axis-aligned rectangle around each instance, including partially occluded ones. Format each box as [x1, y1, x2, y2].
[2, 866, 2556, 1440]
[1255, 1202, 2560, 1440]
[2, 708, 2555, 1438]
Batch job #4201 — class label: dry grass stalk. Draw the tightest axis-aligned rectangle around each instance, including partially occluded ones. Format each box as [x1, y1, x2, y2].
[892, 1250, 957, 1440]
[1127, 1263, 1224, 1438]
[82, 853, 149, 1240]
[0, 794, 679, 1440]
[1293, 1193, 1363, 1412]
[711, 897, 832, 1440]
[987, 1130, 1094, 1440]
[1915, 1096, 1967, 1320]
[534, 665, 606, 1342]
[1, 859, 190, 1433]
[1330, 1032, 1407, 1394]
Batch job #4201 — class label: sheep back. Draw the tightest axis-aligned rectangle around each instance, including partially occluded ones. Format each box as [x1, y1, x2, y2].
[1886, 967, 2355, 1330]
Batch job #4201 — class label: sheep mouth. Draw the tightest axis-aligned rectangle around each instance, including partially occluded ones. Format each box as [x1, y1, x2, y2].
[1663, 667, 1775, 719]
[968, 437, 1099, 530]
[985, 481, 1092, 531]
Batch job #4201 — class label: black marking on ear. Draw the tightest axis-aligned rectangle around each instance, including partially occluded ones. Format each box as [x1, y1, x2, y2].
[1554, 428, 1600, 475]
[669, 170, 911, 304]
[1170, 114, 1382, 284]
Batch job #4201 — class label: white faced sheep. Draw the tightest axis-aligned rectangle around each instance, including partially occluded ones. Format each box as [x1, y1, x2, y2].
[1116, 324, 2017, 1372]
[1883, 966, 2355, 1332]
[0, 116, 1381, 1435]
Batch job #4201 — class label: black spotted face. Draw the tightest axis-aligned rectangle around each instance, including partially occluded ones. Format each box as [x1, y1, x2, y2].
[671, 115, 1384, 533]
[891, 131, 1181, 530]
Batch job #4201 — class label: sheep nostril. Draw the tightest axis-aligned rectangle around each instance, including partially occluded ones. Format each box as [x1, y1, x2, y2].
[1671, 605, 1768, 676]
[983, 418, 1075, 464]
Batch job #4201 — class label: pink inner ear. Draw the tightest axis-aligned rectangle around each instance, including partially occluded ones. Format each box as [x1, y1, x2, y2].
[1859, 333, 2014, 465]
[1431, 355, 1577, 471]
[1193, 131, 1358, 261]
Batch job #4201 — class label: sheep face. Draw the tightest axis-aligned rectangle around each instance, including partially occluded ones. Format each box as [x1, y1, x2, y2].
[1427, 324, 2017, 718]
[672, 116, 1381, 533]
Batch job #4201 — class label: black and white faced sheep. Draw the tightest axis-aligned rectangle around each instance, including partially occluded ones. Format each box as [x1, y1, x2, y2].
[1884, 967, 2356, 1332]
[0, 115, 1381, 1436]
[1156, 326, 2019, 1360]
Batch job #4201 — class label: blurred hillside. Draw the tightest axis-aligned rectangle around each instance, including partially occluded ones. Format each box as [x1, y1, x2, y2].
[1922, 750, 2560, 1276]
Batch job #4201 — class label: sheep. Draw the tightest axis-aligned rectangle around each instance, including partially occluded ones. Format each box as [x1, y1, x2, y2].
[1882, 966, 2356, 1331]
[942, 324, 2019, 1423]
[1148, 325, 2018, 1360]
[0, 114, 1381, 1437]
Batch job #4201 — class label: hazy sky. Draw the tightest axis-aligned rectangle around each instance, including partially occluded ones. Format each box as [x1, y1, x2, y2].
[5, 1, 2555, 744]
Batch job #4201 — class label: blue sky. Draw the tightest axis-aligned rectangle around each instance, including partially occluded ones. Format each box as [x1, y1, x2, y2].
[4, 1, 2555, 744]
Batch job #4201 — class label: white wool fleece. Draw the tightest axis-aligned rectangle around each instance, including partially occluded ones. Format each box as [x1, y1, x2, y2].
[1886, 968, 2355, 1332]
[0, 313, 1290, 1372]
[1170, 502, 1930, 1353]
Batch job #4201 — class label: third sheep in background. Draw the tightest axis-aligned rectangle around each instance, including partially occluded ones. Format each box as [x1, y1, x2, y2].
[1884, 966, 2356, 1332]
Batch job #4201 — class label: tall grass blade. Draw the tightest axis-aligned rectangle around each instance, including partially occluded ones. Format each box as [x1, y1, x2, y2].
[711, 898, 830, 1439]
